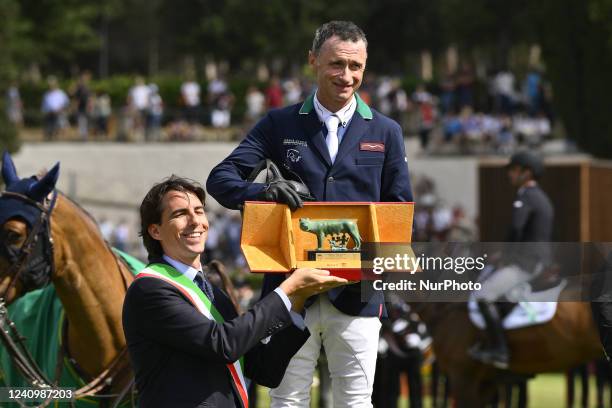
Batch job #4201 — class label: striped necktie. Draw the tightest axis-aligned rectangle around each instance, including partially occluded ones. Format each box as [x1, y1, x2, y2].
[194, 271, 215, 303]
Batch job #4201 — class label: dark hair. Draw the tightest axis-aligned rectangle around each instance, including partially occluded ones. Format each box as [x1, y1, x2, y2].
[139, 175, 206, 261]
[311, 20, 367, 56]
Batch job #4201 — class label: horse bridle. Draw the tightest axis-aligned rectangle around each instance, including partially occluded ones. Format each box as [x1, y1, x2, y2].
[0, 190, 57, 301]
[0, 190, 59, 406]
[0, 190, 136, 407]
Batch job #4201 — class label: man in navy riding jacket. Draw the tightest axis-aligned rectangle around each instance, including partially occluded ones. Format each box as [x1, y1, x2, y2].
[470, 151, 554, 370]
[207, 21, 413, 407]
[122, 176, 347, 407]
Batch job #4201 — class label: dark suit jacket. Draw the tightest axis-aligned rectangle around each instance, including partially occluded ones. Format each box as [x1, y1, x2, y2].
[508, 185, 554, 242]
[206, 93, 413, 317]
[122, 259, 309, 408]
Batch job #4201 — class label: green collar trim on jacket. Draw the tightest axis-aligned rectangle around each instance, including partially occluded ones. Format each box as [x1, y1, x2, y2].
[299, 92, 373, 120]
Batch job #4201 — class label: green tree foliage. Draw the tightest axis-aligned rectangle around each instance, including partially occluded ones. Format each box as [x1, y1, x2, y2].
[534, 0, 612, 158]
[17, 0, 102, 69]
[364, 0, 445, 73]
[189, 0, 369, 70]
[437, 0, 537, 67]
[0, 0, 22, 154]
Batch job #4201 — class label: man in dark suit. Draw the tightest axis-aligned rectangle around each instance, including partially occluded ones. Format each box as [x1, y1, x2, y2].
[206, 21, 413, 407]
[122, 176, 347, 408]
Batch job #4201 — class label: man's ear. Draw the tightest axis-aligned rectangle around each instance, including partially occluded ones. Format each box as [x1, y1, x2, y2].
[521, 168, 533, 181]
[517, 168, 532, 185]
[308, 50, 317, 70]
[148, 224, 161, 240]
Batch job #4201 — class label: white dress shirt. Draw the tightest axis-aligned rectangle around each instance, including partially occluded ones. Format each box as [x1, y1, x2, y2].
[313, 92, 357, 146]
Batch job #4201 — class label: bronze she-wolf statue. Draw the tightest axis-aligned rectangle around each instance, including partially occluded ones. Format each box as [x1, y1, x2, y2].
[299, 218, 361, 250]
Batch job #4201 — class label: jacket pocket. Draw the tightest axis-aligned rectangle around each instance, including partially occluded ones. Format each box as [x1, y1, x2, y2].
[355, 157, 384, 166]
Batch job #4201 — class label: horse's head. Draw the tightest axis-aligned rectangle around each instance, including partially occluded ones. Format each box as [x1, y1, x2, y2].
[0, 151, 59, 304]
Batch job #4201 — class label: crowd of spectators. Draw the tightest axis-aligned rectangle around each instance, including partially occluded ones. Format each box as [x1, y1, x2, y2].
[411, 174, 477, 243]
[6, 65, 556, 154]
[357, 66, 555, 155]
[408, 65, 555, 155]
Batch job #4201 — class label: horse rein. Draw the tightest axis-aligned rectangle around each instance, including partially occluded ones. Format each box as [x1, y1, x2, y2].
[0, 190, 136, 407]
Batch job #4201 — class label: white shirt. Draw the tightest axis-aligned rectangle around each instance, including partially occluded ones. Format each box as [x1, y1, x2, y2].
[181, 81, 201, 107]
[208, 79, 227, 96]
[313, 92, 357, 145]
[42, 89, 69, 113]
[284, 80, 303, 105]
[129, 85, 150, 110]
[163, 254, 200, 281]
[495, 71, 515, 96]
[246, 91, 265, 118]
[161, 254, 304, 329]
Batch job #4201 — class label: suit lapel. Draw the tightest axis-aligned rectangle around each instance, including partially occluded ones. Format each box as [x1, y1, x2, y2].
[335, 114, 371, 166]
[299, 110, 332, 167]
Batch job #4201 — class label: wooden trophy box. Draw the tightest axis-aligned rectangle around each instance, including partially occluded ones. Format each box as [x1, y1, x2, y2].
[241, 201, 414, 280]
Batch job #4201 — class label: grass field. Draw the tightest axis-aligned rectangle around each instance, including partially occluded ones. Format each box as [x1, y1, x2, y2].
[255, 373, 611, 407]
[528, 373, 609, 408]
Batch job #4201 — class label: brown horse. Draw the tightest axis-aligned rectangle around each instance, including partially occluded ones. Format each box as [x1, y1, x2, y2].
[0, 152, 135, 404]
[0, 153, 238, 406]
[414, 300, 602, 407]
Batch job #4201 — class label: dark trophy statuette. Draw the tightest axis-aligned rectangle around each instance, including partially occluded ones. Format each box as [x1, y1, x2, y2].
[299, 218, 361, 261]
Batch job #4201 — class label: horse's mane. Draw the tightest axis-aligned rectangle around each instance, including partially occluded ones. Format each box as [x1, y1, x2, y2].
[31, 169, 99, 227]
[53, 191, 116, 249]
[57, 191, 99, 226]
[56, 190, 139, 278]
[28, 166, 104, 235]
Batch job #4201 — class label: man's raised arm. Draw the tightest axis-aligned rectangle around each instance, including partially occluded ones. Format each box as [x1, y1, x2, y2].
[207, 114, 275, 209]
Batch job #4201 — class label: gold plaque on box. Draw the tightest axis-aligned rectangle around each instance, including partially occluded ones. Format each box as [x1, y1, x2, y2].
[314, 252, 361, 262]
[240, 202, 414, 280]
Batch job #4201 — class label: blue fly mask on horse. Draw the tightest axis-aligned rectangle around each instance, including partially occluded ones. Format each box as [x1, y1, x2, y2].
[0, 151, 59, 295]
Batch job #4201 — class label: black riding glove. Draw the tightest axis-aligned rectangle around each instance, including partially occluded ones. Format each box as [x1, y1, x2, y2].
[260, 180, 303, 211]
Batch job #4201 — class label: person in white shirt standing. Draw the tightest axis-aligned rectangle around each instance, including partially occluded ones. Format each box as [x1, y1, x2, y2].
[41, 76, 69, 140]
[127, 76, 150, 138]
[181, 77, 201, 124]
[245, 85, 265, 126]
